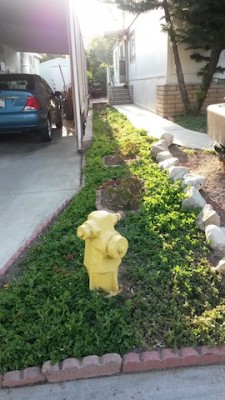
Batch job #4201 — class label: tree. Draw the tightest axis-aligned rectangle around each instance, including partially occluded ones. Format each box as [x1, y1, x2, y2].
[103, 0, 225, 114]
[170, 0, 225, 113]
[86, 36, 115, 96]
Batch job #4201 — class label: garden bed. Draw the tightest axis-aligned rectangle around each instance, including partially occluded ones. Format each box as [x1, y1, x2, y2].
[1, 106, 225, 375]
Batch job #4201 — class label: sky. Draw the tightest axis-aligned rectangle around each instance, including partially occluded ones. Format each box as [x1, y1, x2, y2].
[74, 0, 126, 44]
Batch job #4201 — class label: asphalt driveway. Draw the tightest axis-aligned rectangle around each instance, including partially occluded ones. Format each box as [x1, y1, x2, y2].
[0, 122, 82, 274]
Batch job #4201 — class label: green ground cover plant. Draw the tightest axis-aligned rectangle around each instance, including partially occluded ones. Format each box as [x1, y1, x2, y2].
[0, 106, 225, 374]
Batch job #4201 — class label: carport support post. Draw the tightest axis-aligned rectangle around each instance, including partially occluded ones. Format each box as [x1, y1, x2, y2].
[67, 0, 82, 151]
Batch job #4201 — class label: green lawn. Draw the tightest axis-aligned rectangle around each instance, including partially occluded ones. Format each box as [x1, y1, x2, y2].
[174, 114, 207, 133]
[0, 106, 225, 374]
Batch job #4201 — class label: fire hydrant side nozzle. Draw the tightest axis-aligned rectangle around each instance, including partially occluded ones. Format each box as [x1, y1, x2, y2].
[112, 212, 121, 226]
[77, 220, 100, 240]
[107, 234, 128, 259]
[77, 210, 128, 295]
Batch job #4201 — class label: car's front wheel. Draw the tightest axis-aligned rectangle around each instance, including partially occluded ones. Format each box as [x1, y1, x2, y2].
[40, 117, 52, 142]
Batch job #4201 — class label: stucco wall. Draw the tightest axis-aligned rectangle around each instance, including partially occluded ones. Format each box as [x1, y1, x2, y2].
[167, 45, 225, 84]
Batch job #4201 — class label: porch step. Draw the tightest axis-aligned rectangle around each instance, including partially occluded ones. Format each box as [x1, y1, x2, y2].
[108, 86, 133, 105]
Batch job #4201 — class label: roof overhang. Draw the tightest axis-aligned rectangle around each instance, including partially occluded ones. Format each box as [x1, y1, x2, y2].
[104, 29, 128, 38]
[0, 0, 69, 54]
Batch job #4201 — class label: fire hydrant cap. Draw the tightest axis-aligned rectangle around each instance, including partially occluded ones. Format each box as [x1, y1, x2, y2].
[107, 234, 128, 259]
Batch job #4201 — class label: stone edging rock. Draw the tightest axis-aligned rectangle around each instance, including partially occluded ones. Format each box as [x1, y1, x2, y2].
[1, 346, 225, 389]
[151, 133, 225, 274]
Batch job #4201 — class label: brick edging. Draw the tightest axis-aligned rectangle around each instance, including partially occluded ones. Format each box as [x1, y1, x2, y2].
[1, 346, 225, 389]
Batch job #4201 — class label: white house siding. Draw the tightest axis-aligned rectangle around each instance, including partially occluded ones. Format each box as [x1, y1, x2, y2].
[21, 53, 41, 74]
[1, 44, 20, 72]
[128, 10, 168, 112]
[33, 56, 41, 74]
[113, 45, 120, 85]
[0, 44, 40, 74]
[74, 20, 89, 118]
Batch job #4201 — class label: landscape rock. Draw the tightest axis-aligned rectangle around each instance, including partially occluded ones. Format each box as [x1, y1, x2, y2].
[151, 140, 169, 156]
[182, 187, 206, 210]
[159, 132, 174, 146]
[196, 204, 220, 231]
[158, 157, 180, 170]
[205, 225, 225, 255]
[182, 174, 206, 190]
[211, 258, 225, 276]
[168, 166, 190, 181]
[156, 151, 172, 162]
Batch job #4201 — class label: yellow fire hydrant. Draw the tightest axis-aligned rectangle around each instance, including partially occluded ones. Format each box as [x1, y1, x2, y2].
[77, 210, 128, 295]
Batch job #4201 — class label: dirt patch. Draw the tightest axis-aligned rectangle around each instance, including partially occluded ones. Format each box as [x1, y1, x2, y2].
[104, 148, 225, 227]
[170, 144, 225, 268]
[170, 145, 225, 226]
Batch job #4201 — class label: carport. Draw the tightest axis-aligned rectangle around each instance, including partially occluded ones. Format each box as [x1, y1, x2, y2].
[0, 0, 88, 150]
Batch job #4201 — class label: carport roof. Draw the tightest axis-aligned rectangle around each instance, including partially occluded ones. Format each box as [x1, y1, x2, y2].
[0, 0, 69, 54]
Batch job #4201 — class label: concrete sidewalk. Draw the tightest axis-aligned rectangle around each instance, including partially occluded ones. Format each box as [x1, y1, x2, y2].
[0, 122, 81, 275]
[115, 104, 214, 150]
[1, 364, 225, 400]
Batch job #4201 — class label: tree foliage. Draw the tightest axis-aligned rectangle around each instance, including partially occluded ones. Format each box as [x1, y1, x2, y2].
[104, 0, 162, 13]
[86, 36, 115, 96]
[170, 0, 225, 111]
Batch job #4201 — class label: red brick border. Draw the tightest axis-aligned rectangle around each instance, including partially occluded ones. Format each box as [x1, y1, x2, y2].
[1, 346, 225, 389]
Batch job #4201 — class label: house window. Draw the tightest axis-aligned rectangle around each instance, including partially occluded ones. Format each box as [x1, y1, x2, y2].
[129, 31, 135, 62]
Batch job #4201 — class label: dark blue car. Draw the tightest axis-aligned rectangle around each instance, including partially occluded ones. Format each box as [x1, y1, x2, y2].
[0, 73, 62, 142]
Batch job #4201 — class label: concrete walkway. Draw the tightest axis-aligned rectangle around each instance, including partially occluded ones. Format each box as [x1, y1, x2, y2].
[0, 122, 81, 275]
[1, 364, 225, 400]
[115, 104, 214, 150]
